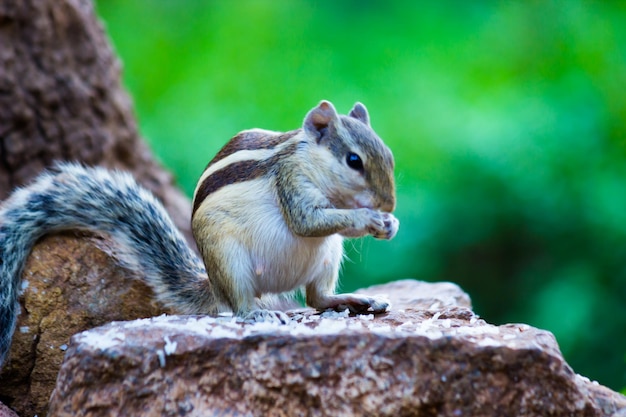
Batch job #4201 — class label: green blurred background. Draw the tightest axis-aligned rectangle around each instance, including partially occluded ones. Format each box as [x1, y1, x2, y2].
[94, 1, 626, 391]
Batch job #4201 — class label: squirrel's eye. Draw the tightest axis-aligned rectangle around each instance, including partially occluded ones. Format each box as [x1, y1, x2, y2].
[346, 152, 364, 171]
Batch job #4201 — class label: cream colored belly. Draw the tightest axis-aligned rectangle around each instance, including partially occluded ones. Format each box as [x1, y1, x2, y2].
[199, 179, 343, 295]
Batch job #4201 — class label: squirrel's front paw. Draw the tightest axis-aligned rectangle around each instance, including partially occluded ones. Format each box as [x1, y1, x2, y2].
[372, 212, 399, 240]
[360, 209, 398, 240]
[345, 209, 399, 239]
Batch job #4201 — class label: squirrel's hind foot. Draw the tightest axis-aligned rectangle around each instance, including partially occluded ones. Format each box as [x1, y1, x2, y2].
[314, 293, 391, 315]
[244, 309, 290, 325]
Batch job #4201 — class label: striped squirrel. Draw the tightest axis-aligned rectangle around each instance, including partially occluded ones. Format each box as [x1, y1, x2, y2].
[0, 100, 398, 366]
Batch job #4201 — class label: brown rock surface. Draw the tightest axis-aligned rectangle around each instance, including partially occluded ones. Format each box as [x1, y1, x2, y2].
[0, 403, 18, 417]
[0, 233, 169, 416]
[47, 280, 626, 417]
[356, 278, 472, 310]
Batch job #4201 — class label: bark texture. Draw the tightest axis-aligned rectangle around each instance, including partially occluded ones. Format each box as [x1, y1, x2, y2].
[0, 0, 194, 244]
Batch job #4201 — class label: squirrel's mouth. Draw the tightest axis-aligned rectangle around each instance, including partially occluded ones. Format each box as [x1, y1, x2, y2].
[328, 191, 385, 211]
[328, 197, 368, 211]
[351, 193, 376, 210]
[354, 201, 373, 209]
[354, 195, 395, 213]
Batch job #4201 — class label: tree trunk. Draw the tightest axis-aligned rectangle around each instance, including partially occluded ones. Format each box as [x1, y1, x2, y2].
[0, 0, 197, 415]
[0, 0, 195, 246]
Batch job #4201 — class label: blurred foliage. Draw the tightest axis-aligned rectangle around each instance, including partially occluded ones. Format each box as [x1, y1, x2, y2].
[94, 0, 626, 390]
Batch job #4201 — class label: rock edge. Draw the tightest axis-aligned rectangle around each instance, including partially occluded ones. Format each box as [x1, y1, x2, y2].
[48, 280, 626, 417]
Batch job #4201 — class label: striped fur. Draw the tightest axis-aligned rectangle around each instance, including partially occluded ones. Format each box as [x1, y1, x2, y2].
[0, 163, 213, 366]
[193, 129, 299, 214]
[192, 100, 398, 315]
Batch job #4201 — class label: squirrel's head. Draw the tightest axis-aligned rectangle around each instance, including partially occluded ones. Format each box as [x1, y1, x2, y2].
[302, 100, 396, 213]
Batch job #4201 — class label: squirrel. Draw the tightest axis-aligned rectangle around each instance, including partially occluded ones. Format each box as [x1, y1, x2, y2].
[0, 100, 399, 366]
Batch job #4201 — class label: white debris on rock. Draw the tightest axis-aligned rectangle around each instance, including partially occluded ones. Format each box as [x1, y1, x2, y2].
[163, 336, 177, 356]
[320, 309, 350, 319]
[19, 280, 29, 294]
[70, 305, 532, 359]
[76, 327, 126, 351]
[156, 350, 166, 368]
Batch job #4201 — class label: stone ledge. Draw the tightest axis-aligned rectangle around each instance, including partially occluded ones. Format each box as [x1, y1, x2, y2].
[48, 280, 626, 417]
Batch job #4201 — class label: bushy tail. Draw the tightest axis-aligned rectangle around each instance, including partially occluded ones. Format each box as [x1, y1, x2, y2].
[0, 163, 215, 366]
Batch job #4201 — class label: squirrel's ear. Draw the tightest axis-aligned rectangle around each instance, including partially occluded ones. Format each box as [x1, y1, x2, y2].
[349, 102, 370, 126]
[304, 100, 339, 142]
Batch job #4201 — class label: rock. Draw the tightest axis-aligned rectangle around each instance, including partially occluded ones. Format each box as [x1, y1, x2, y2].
[0, 402, 18, 417]
[48, 280, 626, 417]
[0, 233, 168, 417]
[356, 278, 472, 310]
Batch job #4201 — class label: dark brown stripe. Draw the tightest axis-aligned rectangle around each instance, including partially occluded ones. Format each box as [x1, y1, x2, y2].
[192, 142, 301, 216]
[193, 160, 270, 215]
[206, 129, 300, 169]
